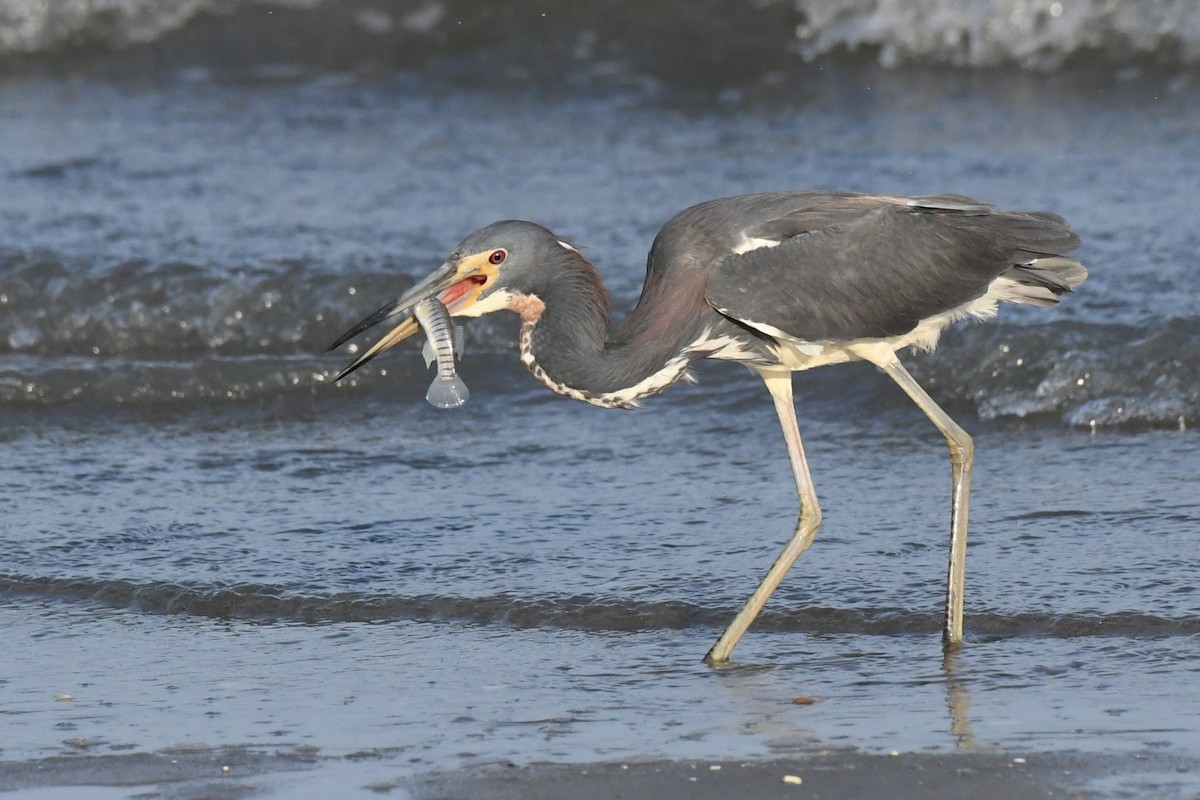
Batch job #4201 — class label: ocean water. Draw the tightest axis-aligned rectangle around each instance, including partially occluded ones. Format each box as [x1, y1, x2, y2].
[2, 2, 1200, 797]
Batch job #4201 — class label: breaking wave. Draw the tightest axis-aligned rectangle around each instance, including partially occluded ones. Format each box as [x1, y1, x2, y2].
[1, 252, 1197, 428]
[1, 0, 1198, 79]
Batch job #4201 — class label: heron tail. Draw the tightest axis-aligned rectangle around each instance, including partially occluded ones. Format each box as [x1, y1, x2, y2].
[991, 208, 1087, 307]
[1000, 256, 1088, 307]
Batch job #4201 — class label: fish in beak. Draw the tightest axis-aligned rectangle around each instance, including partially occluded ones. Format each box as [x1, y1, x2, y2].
[326, 250, 500, 381]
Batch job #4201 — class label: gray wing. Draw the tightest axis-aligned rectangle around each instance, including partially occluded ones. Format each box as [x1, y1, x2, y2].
[705, 197, 1080, 342]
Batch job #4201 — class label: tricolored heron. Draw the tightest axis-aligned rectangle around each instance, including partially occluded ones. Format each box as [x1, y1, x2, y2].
[329, 191, 1085, 664]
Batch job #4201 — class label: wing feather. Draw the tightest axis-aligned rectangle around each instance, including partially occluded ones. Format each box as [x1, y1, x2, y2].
[705, 201, 1080, 342]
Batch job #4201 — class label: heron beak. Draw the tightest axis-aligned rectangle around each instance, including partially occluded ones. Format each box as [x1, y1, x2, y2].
[327, 253, 497, 381]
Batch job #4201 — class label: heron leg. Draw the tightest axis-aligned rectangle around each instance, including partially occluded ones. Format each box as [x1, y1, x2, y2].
[705, 368, 822, 665]
[867, 352, 973, 648]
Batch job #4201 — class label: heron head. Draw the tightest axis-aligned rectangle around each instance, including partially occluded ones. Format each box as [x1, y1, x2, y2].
[327, 220, 570, 380]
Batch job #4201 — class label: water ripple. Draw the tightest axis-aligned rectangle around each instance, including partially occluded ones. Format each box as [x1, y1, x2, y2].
[4, 574, 1198, 638]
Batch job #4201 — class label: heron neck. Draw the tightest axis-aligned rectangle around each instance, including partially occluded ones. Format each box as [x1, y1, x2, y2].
[519, 256, 699, 407]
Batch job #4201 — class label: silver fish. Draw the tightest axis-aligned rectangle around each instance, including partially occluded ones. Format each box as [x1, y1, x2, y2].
[413, 297, 468, 409]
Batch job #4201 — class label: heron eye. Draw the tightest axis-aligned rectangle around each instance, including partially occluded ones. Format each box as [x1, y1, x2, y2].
[489, 249, 507, 265]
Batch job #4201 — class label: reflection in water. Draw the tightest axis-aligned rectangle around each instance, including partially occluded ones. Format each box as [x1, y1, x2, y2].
[942, 649, 978, 750]
[707, 643, 995, 756]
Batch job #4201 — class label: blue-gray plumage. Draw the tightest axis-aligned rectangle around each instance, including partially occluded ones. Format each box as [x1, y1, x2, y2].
[328, 190, 1086, 663]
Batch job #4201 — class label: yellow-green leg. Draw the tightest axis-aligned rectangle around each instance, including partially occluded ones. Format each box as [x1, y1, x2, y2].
[869, 353, 973, 646]
[705, 369, 822, 665]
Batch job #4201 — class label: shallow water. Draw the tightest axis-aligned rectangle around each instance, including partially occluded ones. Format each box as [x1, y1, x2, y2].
[4, 394, 1200, 793]
[3, 4, 1200, 796]
[5, 391, 1200, 631]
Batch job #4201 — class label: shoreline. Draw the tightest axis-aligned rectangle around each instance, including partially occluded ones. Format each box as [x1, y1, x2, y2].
[409, 751, 1200, 800]
[2, 747, 1196, 799]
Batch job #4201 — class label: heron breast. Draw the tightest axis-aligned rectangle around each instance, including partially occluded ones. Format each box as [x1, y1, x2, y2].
[505, 292, 547, 324]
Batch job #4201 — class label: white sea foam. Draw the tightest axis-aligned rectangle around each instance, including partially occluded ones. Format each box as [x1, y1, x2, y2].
[1, 0, 1199, 69]
[793, 0, 1200, 69]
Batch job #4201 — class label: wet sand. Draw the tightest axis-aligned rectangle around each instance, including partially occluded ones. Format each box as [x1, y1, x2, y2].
[412, 753, 1200, 800]
[2, 748, 1196, 799]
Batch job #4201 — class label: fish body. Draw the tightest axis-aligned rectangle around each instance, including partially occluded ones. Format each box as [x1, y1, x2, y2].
[413, 298, 469, 408]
